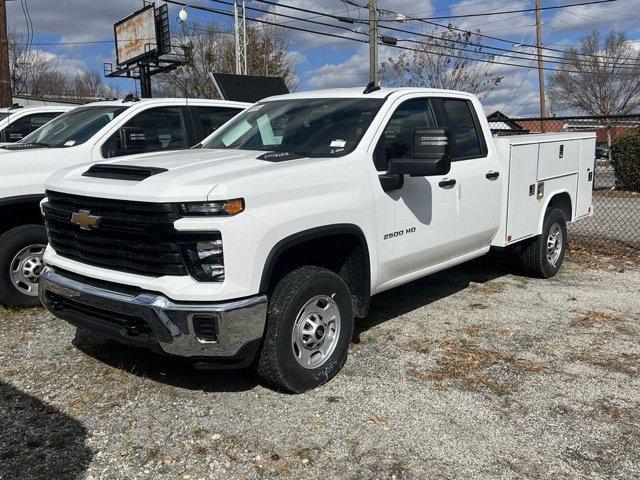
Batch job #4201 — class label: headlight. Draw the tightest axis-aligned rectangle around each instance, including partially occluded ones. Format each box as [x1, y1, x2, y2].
[180, 199, 244, 216]
[179, 236, 225, 282]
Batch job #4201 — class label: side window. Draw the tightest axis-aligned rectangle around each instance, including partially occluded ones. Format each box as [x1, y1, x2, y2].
[4, 112, 60, 141]
[441, 99, 484, 160]
[102, 107, 186, 158]
[196, 107, 242, 138]
[373, 98, 438, 171]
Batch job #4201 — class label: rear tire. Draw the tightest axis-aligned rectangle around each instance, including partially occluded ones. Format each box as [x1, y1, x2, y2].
[518, 208, 567, 278]
[0, 225, 47, 308]
[256, 266, 354, 393]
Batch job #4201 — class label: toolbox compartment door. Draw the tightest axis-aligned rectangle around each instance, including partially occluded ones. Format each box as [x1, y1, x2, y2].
[538, 140, 581, 180]
[575, 137, 596, 218]
[506, 143, 540, 242]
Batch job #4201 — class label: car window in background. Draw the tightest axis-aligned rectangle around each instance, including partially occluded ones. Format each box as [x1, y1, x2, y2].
[102, 107, 187, 158]
[196, 106, 243, 138]
[3, 112, 61, 142]
[18, 106, 128, 148]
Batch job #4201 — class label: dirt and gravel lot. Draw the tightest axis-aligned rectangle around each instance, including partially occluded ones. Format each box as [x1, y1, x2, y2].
[1, 253, 639, 480]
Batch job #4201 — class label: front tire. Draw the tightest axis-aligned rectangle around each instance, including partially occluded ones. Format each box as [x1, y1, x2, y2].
[0, 225, 47, 308]
[256, 266, 354, 393]
[518, 208, 567, 278]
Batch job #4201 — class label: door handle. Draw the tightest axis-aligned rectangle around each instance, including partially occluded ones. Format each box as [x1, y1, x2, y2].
[438, 178, 456, 189]
[485, 171, 500, 180]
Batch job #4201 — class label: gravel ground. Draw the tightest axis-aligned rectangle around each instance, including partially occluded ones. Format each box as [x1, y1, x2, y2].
[1, 254, 639, 480]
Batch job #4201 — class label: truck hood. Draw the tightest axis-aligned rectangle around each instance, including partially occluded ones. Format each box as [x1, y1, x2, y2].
[45, 148, 303, 202]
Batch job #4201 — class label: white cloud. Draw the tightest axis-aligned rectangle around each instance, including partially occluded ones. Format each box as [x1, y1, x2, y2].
[547, 2, 640, 32]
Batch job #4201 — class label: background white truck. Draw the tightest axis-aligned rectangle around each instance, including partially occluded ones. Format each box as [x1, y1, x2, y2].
[0, 97, 249, 307]
[0, 105, 73, 144]
[39, 87, 595, 392]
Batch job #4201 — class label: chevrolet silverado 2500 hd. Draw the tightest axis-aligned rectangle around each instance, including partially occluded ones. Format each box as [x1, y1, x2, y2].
[39, 87, 595, 392]
[0, 97, 249, 307]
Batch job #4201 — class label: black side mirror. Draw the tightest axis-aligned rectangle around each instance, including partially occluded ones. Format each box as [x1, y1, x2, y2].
[388, 128, 451, 177]
[119, 126, 146, 151]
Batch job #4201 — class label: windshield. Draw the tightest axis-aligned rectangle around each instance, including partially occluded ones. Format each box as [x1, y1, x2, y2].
[20, 105, 128, 148]
[202, 98, 384, 158]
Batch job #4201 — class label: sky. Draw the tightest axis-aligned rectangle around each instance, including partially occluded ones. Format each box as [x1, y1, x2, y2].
[6, 0, 640, 116]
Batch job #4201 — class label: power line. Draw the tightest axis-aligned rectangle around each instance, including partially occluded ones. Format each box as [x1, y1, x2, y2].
[378, 0, 620, 21]
[255, 0, 640, 69]
[339, 0, 639, 61]
[164, 0, 640, 75]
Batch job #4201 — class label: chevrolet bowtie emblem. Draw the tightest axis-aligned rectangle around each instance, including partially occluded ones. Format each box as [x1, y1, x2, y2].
[71, 210, 101, 230]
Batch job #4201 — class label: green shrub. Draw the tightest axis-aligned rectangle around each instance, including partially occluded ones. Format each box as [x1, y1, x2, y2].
[610, 130, 640, 192]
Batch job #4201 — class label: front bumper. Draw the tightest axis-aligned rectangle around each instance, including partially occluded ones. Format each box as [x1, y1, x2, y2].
[39, 266, 267, 365]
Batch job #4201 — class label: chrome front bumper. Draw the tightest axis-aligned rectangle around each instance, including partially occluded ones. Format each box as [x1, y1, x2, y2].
[39, 266, 267, 361]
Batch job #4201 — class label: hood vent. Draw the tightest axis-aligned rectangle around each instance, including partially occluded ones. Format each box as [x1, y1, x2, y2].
[82, 164, 168, 182]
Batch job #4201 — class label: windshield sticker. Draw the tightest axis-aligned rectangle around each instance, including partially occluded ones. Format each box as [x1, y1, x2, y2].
[330, 139, 346, 148]
[64, 140, 76, 147]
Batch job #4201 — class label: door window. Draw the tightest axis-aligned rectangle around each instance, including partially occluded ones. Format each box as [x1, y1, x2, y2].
[196, 106, 243, 138]
[102, 106, 186, 158]
[3, 112, 61, 142]
[441, 99, 484, 160]
[373, 98, 438, 171]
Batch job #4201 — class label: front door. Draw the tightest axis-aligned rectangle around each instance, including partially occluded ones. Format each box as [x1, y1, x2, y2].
[369, 97, 464, 288]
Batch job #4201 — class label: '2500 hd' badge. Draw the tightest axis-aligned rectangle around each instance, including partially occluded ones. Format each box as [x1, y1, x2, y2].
[384, 227, 416, 240]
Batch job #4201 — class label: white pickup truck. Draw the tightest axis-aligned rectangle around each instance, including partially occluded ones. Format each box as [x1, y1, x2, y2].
[39, 87, 595, 392]
[0, 97, 249, 307]
[0, 105, 74, 144]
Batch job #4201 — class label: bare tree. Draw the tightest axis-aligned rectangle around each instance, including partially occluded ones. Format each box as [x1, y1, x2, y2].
[8, 30, 58, 95]
[72, 71, 121, 99]
[154, 19, 298, 98]
[380, 26, 502, 99]
[549, 31, 640, 156]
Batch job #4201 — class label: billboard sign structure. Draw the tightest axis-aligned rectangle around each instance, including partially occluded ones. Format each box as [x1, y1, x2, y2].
[114, 4, 157, 66]
[209, 73, 290, 103]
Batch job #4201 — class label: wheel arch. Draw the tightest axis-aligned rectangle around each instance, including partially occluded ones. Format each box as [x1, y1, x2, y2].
[0, 194, 45, 235]
[259, 224, 371, 318]
[538, 190, 573, 234]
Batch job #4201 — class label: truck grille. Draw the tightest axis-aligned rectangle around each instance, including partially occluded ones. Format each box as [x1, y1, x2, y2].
[44, 190, 188, 277]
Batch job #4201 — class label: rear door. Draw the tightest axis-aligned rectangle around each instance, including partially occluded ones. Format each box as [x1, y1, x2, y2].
[575, 137, 596, 218]
[438, 97, 502, 253]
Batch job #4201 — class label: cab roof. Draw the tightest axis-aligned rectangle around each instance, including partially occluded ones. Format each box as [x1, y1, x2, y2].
[262, 87, 478, 102]
[79, 97, 252, 108]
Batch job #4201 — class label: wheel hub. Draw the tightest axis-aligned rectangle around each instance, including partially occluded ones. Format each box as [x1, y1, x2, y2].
[10, 244, 46, 297]
[546, 223, 563, 266]
[291, 295, 341, 369]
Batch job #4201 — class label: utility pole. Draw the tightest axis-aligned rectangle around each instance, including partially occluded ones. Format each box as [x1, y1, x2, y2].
[0, 0, 11, 107]
[369, 0, 378, 86]
[534, 0, 546, 132]
[234, 0, 248, 75]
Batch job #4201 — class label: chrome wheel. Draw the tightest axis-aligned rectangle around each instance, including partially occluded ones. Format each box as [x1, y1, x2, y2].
[10, 244, 45, 297]
[291, 295, 341, 369]
[546, 223, 563, 266]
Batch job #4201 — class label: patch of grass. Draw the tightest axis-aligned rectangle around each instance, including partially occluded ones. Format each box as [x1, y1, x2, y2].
[571, 311, 624, 328]
[407, 338, 548, 396]
[193, 427, 208, 439]
[403, 338, 433, 354]
[469, 302, 489, 310]
[469, 281, 506, 295]
[569, 350, 639, 376]
[599, 399, 640, 423]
